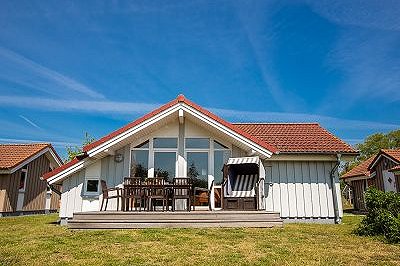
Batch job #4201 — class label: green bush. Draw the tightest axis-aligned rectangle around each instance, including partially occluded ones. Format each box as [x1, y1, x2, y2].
[354, 187, 400, 243]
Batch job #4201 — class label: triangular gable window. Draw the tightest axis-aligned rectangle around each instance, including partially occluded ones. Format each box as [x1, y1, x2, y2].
[134, 140, 149, 149]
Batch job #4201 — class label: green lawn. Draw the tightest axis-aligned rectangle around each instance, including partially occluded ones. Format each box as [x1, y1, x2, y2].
[0, 214, 399, 266]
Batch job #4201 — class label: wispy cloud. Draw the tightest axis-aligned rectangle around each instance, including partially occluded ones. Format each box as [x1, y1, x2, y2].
[299, 1, 400, 112]
[307, 0, 400, 31]
[19, 115, 41, 130]
[325, 31, 400, 104]
[0, 95, 398, 132]
[233, 2, 306, 112]
[0, 96, 159, 113]
[0, 46, 104, 99]
[210, 107, 400, 131]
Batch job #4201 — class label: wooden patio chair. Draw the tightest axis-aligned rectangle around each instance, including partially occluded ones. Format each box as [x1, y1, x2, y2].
[193, 180, 213, 211]
[172, 177, 192, 212]
[100, 180, 122, 211]
[123, 177, 145, 211]
[147, 178, 167, 211]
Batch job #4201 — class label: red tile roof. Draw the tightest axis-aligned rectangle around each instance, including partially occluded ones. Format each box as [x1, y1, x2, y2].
[341, 156, 376, 179]
[367, 148, 400, 171]
[233, 123, 357, 154]
[389, 165, 400, 173]
[44, 95, 356, 181]
[0, 143, 57, 170]
[83, 95, 278, 154]
[381, 149, 400, 163]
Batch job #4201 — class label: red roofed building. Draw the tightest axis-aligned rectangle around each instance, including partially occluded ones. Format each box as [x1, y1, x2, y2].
[0, 143, 62, 216]
[43, 95, 358, 225]
[342, 149, 400, 211]
[368, 149, 400, 193]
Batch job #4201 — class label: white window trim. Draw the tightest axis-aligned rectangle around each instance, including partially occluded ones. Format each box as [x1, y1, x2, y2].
[83, 177, 100, 196]
[130, 140, 150, 178]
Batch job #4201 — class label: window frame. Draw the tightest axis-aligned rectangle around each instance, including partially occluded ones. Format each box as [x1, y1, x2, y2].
[18, 167, 28, 192]
[83, 177, 100, 196]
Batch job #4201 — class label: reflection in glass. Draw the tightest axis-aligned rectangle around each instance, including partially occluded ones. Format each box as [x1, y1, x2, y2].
[131, 150, 149, 178]
[213, 150, 231, 185]
[187, 152, 208, 188]
[185, 138, 210, 149]
[153, 138, 178, 148]
[154, 152, 176, 182]
[214, 140, 228, 149]
[134, 140, 149, 148]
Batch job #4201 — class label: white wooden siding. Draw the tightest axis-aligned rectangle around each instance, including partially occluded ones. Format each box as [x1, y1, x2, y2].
[301, 161, 313, 217]
[263, 160, 341, 219]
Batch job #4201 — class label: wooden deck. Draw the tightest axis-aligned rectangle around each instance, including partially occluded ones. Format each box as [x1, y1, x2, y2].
[68, 211, 283, 229]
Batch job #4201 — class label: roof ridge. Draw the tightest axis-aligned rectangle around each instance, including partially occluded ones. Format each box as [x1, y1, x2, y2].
[232, 122, 320, 125]
[83, 94, 278, 153]
[0, 143, 50, 146]
[315, 125, 356, 152]
[381, 148, 400, 152]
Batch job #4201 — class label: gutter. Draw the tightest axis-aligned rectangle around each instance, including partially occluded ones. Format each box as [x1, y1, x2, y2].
[330, 153, 341, 224]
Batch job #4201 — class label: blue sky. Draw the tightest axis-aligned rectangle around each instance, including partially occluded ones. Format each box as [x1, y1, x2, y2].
[0, 1, 399, 158]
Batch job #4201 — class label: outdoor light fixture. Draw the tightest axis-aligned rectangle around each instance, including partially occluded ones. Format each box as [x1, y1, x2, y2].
[114, 153, 123, 163]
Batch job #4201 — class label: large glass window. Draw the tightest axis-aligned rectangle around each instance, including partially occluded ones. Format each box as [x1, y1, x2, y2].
[213, 140, 230, 185]
[154, 152, 176, 181]
[187, 152, 208, 188]
[131, 150, 149, 178]
[185, 138, 210, 149]
[153, 138, 177, 148]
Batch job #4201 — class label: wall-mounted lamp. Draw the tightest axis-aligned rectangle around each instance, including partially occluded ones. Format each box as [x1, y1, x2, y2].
[114, 153, 124, 163]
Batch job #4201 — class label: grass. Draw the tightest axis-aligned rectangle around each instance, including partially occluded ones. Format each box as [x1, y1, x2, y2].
[0, 214, 399, 266]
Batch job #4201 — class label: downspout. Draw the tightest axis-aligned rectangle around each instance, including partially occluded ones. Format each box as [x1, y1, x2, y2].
[330, 153, 341, 224]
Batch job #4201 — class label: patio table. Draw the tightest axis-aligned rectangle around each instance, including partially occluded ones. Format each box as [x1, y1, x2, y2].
[122, 180, 192, 211]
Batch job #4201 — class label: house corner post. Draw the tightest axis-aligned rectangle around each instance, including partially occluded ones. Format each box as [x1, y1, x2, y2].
[45, 188, 52, 214]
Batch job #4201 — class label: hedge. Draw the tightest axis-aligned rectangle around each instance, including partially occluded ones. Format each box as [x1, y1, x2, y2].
[354, 187, 400, 243]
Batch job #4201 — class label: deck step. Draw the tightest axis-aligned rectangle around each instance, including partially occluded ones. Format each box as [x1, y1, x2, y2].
[68, 211, 283, 229]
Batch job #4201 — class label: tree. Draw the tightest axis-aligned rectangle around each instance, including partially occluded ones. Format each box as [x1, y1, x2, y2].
[65, 132, 95, 162]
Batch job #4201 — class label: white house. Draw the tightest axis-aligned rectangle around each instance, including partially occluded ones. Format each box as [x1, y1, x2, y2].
[43, 95, 357, 225]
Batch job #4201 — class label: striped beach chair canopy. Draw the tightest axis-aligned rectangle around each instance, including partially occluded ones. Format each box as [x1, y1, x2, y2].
[225, 156, 260, 198]
[227, 156, 260, 165]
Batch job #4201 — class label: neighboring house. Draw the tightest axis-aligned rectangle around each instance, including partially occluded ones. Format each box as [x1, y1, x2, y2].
[341, 156, 375, 211]
[368, 149, 400, 192]
[0, 143, 63, 216]
[342, 149, 400, 210]
[389, 165, 400, 190]
[43, 95, 357, 225]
